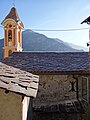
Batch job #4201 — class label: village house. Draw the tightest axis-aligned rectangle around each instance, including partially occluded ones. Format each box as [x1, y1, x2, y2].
[1, 7, 90, 120]
[0, 62, 39, 120]
[3, 52, 90, 120]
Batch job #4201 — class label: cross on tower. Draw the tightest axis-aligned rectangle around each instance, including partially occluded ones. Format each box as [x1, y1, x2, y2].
[13, 0, 15, 7]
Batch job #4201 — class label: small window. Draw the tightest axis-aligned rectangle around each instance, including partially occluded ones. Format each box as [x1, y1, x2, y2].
[8, 30, 12, 40]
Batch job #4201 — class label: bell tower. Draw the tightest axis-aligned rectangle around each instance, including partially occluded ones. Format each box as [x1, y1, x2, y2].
[1, 7, 24, 58]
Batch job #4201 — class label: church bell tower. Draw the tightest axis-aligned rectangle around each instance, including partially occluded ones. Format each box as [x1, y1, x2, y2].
[1, 7, 24, 58]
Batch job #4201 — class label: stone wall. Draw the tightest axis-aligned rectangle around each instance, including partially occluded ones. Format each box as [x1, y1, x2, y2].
[33, 74, 85, 120]
[0, 89, 22, 120]
[34, 74, 83, 107]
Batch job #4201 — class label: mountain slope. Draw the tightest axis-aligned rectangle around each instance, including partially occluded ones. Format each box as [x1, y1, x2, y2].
[22, 30, 82, 52]
[0, 29, 84, 60]
[65, 42, 87, 51]
[53, 38, 87, 51]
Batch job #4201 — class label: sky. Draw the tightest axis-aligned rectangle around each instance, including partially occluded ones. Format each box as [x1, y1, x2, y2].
[0, 0, 90, 49]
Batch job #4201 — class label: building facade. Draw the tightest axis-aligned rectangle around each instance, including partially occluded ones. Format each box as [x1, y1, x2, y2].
[3, 52, 90, 120]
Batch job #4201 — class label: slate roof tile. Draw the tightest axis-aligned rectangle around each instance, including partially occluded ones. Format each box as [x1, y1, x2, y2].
[0, 62, 39, 97]
[33, 100, 84, 113]
[3, 52, 90, 74]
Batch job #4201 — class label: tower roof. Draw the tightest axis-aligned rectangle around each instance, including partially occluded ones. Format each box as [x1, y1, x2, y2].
[5, 7, 20, 22]
[2, 7, 24, 27]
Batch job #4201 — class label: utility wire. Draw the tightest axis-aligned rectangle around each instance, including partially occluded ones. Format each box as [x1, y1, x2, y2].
[24, 27, 90, 32]
[0, 25, 89, 31]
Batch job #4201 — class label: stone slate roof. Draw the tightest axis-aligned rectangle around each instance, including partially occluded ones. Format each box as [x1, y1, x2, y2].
[0, 62, 39, 98]
[2, 7, 24, 27]
[81, 16, 90, 24]
[33, 100, 84, 113]
[3, 52, 90, 74]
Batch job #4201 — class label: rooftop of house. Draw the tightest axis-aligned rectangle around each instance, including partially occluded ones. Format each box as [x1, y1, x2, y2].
[33, 100, 84, 113]
[3, 52, 90, 75]
[0, 62, 39, 98]
[81, 16, 90, 24]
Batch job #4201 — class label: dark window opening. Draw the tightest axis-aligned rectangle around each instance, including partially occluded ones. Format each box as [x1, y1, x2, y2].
[8, 30, 12, 40]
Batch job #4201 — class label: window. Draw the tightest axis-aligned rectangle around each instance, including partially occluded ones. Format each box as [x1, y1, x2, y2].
[8, 30, 12, 40]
